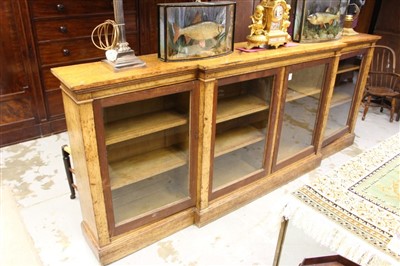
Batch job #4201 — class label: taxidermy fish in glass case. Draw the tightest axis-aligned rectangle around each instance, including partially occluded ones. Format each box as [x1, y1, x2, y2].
[291, 0, 348, 43]
[173, 21, 224, 44]
[306, 11, 340, 28]
[158, 1, 236, 61]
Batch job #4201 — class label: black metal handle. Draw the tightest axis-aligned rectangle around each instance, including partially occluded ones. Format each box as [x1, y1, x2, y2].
[56, 4, 65, 12]
[59, 26, 68, 33]
[62, 49, 70, 56]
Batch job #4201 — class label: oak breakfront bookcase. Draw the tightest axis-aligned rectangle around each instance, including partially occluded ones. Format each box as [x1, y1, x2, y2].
[51, 34, 380, 265]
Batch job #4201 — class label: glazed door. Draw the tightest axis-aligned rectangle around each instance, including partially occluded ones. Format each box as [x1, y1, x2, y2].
[274, 60, 331, 170]
[322, 50, 365, 146]
[210, 69, 278, 199]
[94, 81, 198, 235]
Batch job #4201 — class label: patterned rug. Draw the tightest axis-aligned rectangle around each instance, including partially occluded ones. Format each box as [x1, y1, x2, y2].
[285, 133, 400, 266]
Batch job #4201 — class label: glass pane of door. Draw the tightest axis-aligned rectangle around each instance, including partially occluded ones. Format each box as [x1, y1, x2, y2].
[277, 63, 326, 162]
[212, 75, 274, 193]
[103, 92, 191, 226]
[324, 55, 361, 139]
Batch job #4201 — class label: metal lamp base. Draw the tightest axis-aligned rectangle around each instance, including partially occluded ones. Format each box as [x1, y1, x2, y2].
[343, 27, 359, 36]
[103, 50, 146, 71]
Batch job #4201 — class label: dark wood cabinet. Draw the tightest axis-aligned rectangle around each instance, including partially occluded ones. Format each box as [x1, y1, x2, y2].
[0, 0, 44, 146]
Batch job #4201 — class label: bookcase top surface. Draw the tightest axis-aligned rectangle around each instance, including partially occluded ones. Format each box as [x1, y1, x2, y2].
[51, 34, 379, 98]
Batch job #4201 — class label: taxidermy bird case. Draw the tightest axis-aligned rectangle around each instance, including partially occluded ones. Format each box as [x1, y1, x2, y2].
[158, 1, 236, 61]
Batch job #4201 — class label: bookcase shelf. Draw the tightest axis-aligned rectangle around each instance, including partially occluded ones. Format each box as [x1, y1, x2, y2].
[105, 110, 188, 145]
[337, 64, 360, 74]
[216, 95, 269, 123]
[330, 84, 354, 108]
[213, 151, 260, 189]
[109, 147, 187, 190]
[286, 86, 321, 102]
[112, 173, 189, 225]
[214, 126, 264, 157]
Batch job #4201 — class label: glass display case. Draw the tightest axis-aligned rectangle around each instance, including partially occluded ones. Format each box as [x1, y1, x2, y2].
[276, 62, 327, 166]
[158, 1, 235, 61]
[211, 71, 276, 198]
[95, 83, 197, 233]
[290, 0, 348, 43]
